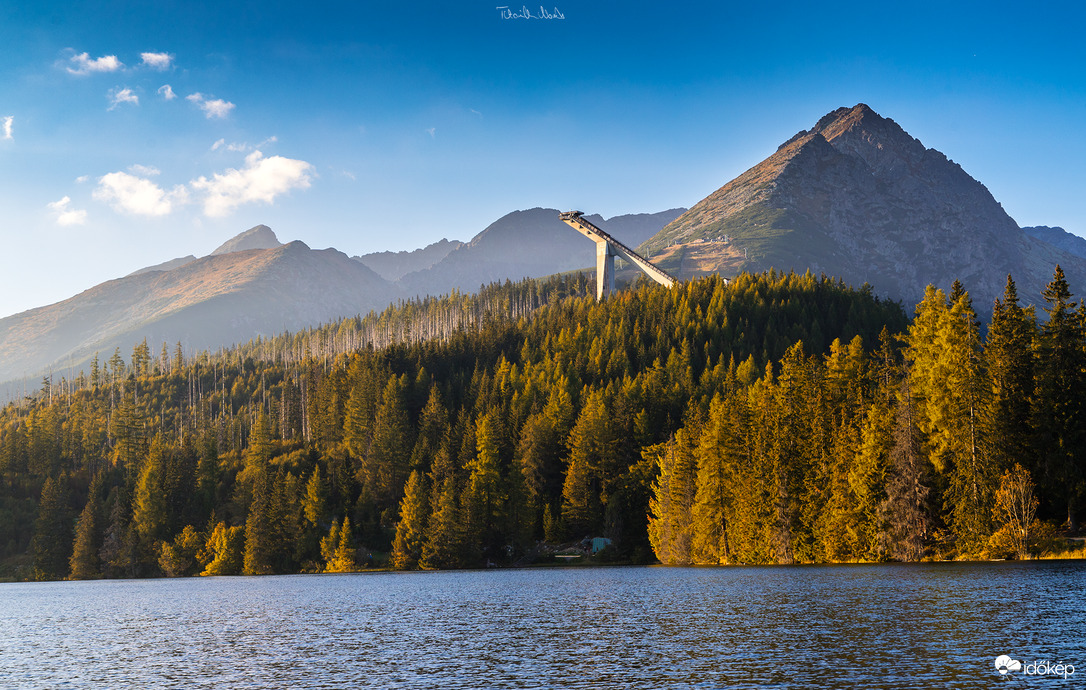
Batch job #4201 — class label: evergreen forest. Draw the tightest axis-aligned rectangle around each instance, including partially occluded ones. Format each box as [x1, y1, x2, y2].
[1, 267, 1084, 581]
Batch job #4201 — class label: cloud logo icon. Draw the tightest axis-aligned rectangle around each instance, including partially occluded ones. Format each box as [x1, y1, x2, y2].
[995, 655, 1022, 675]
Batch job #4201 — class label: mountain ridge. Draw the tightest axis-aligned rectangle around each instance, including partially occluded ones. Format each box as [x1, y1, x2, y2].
[4, 103, 1086, 388]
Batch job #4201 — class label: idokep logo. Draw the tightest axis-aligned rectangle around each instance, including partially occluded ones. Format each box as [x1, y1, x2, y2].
[995, 655, 1022, 675]
[995, 654, 1076, 679]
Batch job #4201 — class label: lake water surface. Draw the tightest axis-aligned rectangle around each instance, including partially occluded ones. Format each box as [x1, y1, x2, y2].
[1, 561, 1083, 688]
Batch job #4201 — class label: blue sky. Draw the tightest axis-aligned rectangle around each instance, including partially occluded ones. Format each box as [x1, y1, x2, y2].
[1, 0, 1084, 318]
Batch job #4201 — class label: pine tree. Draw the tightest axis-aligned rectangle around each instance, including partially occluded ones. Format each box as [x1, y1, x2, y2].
[133, 435, 169, 545]
[109, 395, 147, 478]
[69, 471, 106, 579]
[243, 470, 276, 575]
[880, 377, 930, 561]
[201, 522, 244, 576]
[31, 474, 73, 580]
[907, 286, 993, 553]
[99, 487, 139, 578]
[938, 290, 994, 552]
[984, 276, 1036, 477]
[1034, 266, 1086, 528]
[410, 385, 448, 475]
[364, 375, 412, 521]
[646, 431, 697, 565]
[463, 411, 507, 561]
[343, 361, 379, 460]
[302, 466, 327, 527]
[324, 516, 359, 573]
[515, 412, 561, 534]
[561, 390, 616, 536]
[420, 478, 462, 569]
[690, 391, 745, 564]
[391, 470, 429, 570]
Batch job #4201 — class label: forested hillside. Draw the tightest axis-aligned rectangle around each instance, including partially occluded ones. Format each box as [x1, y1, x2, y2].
[1, 267, 1083, 581]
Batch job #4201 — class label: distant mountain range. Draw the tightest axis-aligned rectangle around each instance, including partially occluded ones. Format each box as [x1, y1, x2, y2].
[3, 103, 1085, 389]
[0, 240, 393, 385]
[1022, 226, 1086, 261]
[0, 211, 680, 386]
[397, 208, 685, 296]
[353, 239, 464, 282]
[640, 104, 1086, 312]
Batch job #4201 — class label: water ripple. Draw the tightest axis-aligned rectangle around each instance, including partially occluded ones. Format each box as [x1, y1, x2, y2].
[1, 561, 1083, 689]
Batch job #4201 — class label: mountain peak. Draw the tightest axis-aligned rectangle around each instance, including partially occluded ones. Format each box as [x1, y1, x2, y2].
[810, 103, 879, 138]
[804, 103, 927, 175]
[643, 104, 1086, 313]
[210, 225, 282, 256]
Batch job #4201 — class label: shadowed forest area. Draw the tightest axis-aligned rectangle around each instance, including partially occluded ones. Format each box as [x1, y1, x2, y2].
[1, 267, 1084, 581]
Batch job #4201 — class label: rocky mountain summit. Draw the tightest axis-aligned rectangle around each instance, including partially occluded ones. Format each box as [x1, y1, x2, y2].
[643, 104, 1086, 311]
[210, 224, 283, 255]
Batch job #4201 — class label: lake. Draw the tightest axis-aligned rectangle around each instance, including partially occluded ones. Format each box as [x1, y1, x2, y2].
[1, 561, 1082, 688]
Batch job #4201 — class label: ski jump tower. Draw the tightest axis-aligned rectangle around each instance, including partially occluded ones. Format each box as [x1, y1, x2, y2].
[559, 211, 678, 301]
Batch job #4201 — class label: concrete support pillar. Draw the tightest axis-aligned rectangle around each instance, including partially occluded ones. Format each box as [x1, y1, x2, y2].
[596, 240, 615, 300]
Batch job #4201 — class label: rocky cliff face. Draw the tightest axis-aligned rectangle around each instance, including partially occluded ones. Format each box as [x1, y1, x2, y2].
[644, 104, 1086, 311]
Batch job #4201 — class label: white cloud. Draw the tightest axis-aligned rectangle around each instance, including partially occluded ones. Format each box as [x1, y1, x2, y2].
[94, 171, 187, 216]
[75, 175, 89, 184]
[66, 52, 123, 75]
[140, 52, 173, 70]
[158, 84, 177, 100]
[128, 164, 161, 177]
[186, 92, 235, 119]
[47, 196, 88, 226]
[213, 135, 278, 153]
[426, 127, 436, 138]
[191, 150, 313, 217]
[108, 87, 139, 110]
[2, 116, 11, 141]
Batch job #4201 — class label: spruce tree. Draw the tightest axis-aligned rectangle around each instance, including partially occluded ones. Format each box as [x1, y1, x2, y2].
[463, 411, 507, 561]
[69, 471, 106, 579]
[324, 516, 359, 573]
[391, 470, 429, 570]
[690, 388, 744, 564]
[937, 291, 994, 552]
[880, 377, 931, 561]
[646, 431, 697, 565]
[419, 478, 462, 569]
[1034, 266, 1086, 528]
[31, 474, 72, 580]
[364, 376, 412, 521]
[201, 523, 244, 576]
[983, 276, 1036, 476]
[243, 470, 276, 575]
